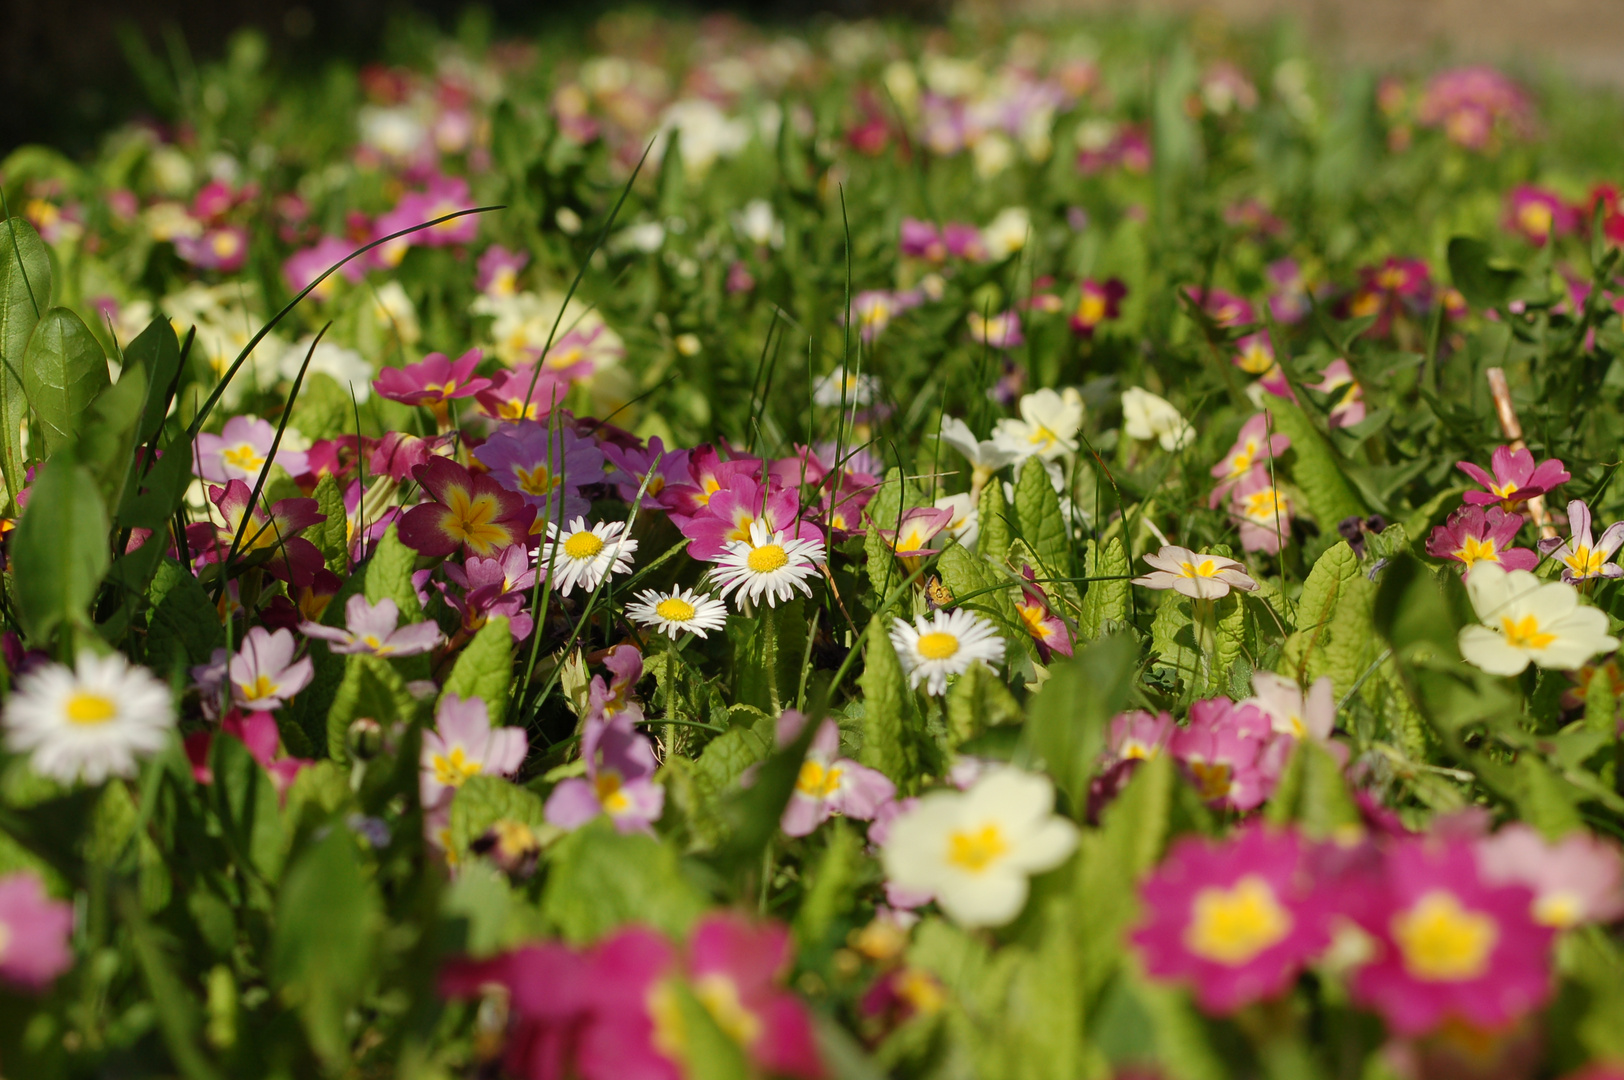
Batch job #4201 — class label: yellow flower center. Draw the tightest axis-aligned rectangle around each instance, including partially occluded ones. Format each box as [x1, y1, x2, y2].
[655, 597, 697, 622]
[896, 969, 947, 1014]
[695, 973, 763, 1047]
[211, 231, 241, 257]
[1501, 614, 1556, 651]
[1348, 290, 1381, 318]
[1187, 759, 1233, 801]
[1227, 447, 1255, 477]
[726, 513, 759, 544]
[915, 631, 960, 660]
[496, 398, 540, 422]
[433, 747, 484, 789]
[796, 759, 845, 799]
[1026, 424, 1057, 449]
[1018, 603, 1052, 641]
[64, 691, 118, 726]
[221, 443, 267, 473]
[947, 824, 1009, 873]
[1458, 535, 1499, 567]
[513, 463, 560, 496]
[1533, 891, 1584, 929]
[563, 531, 605, 560]
[1392, 891, 1498, 981]
[239, 674, 278, 702]
[861, 301, 892, 329]
[1076, 293, 1106, 325]
[361, 634, 388, 653]
[1564, 545, 1607, 578]
[441, 487, 510, 556]
[1244, 488, 1287, 522]
[1178, 559, 1219, 579]
[1183, 876, 1295, 965]
[1237, 343, 1274, 374]
[746, 544, 789, 573]
[594, 771, 632, 815]
[1518, 201, 1554, 238]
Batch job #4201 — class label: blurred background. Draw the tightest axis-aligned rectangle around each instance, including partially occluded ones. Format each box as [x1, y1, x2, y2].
[5, 0, 1623, 153]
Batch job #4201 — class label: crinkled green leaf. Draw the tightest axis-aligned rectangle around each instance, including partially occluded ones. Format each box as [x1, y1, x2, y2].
[1023, 632, 1138, 811]
[327, 654, 418, 761]
[1269, 399, 1365, 528]
[1014, 456, 1072, 576]
[449, 773, 548, 854]
[439, 615, 512, 727]
[542, 819, 706, 944]
[946, 660, 1023, 748]
[363, 523, 423, 622]
[144, 557, 226, 677]
[312, 474, 350, 576]
[858, 616, 912, 782]
[977, 476, 1013, 561]
[1281, 540, 1376, 700]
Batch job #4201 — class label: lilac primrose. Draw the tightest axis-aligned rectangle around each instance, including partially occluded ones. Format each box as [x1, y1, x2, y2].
[544, 713, 664, 834]
[1540, 499, 1624, 584]
[301, 594, 443, 657]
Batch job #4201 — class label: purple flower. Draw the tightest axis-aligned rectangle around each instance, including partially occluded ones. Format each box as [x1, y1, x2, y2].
[0, 872, 74, 993]
[1169, 698, 1285, 812]
[1476, 822, 1624, 929]
[441, 545, 537, 641]
[1540, 499, 1624, 583]
[193, 415, 310, 484]
[420, 694, 527, 811]
[1427, 505, 1538, 573]
[602, 436, 690, 509]
[283, 236, 366, 299]
[473, 421, 604, 525]
[775, 710, 894, 838]
[900, 218, 947, 262]
[373, 348, 491, 409]
[967, 310, 1023, 349]
[195, 627, 313, 713]
[476, 244, 529, 297]
[174, 226, 249, 272]
[301, 594, 442, 657]
[1459, 446, 1570, 510]
[543, 713, 664, 834]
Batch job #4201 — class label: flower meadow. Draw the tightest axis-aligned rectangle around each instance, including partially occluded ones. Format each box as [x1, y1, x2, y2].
[8, 8, 1624, 1080]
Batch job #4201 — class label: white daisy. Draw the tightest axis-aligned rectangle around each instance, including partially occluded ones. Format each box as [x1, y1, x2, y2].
[711, 519, 826, 609]
[535, 517, 638, 596]
[3, 653, 175, 785]
[627, 587, 729, 639]
[812, 370, 878, 408]
[889, 609, 1006, 696]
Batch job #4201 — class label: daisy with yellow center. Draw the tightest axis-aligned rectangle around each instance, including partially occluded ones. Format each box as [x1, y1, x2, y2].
[3, 653, 174, 784]
[627, 586, 729, 639]
[710, 519, 826, 610]
[535, 517, 638, 597]
[889, 608, 1006, 696]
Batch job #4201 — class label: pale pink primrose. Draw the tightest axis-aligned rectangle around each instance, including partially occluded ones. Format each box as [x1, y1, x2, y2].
[300, 594, 443, 657]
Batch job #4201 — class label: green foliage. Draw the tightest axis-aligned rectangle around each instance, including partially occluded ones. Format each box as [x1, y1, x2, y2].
[439, 616, 512, 725]
[10, 454, 109, 643]
[22, 307, 110, 458]
[363, 523, 424, 622]
[1078, 537, 1131, 641]
[1023, 633, 1138, 810]
[1014, 456, 1072, 577]
[0, 217, 50, 502]
[857, 615, 913, 782]
[542, 819, 707, 943]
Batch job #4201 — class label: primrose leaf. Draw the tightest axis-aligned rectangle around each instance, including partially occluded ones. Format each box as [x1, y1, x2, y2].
[364, 523, 424, 622]
[23, 306, 110, 458]
[1014, 456, 1071, 576]
[541, 819, 706, 944]
[858, 615, 913, 783]
[439, 616, 513, 727]
[10, 455, 109, 643]
[0, 217, 50, 502]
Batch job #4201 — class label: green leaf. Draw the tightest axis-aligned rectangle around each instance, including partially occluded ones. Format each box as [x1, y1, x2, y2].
[1448, 236, 1519, 311]
[1280, 541, 1377, 700]
[1014, 456, 1071, 576]
[76, 364, 148, 514]
[795, 819, 861, 950]
[1075, 753, 1174, 1004]
[665, 980, 753, 1080]
[541, 819, 706, 943]
[272, 828, 380, 1068]
[1023, 632, 1138, 811]
[862, 520, 899, 602]
[858, 616, 913, 782]
[311, 474, 350, 576]
[439, 616, 513, 727]
[10, 455, 110, 643]
[977, 477, 1013, 560]
[22, 306, 110, 458]
[363, 523, 424, 622]
[0, 218, 50, 504]
[1078, 538, 1131, 641]
[945, 660, 1023, 748]
[327, 654, 418, 761]
[448, 774, 547, 855]
[1268, 400, 1365, 528]
[937, 541, 1022, 647]
[120, 889, 226, 1080]
[121, 316, 182, 448]
[1263, 740, 1360, 838]
[145, 558, 226, 678]
[210, 731, 287, 885]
